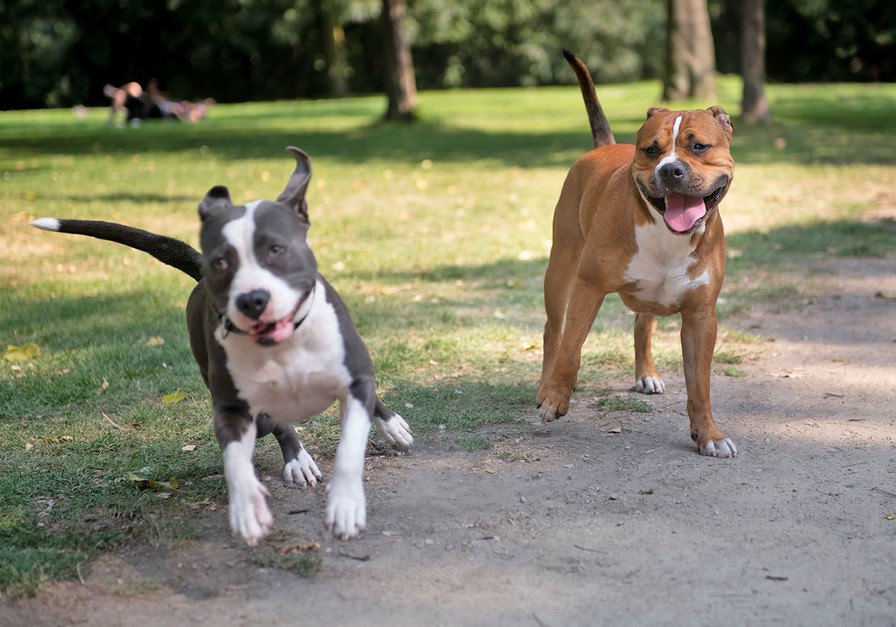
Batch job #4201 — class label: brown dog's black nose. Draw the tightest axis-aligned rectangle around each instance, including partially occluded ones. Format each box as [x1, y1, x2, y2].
[236, 289, 270, 319]
[658, 161, 688, 183]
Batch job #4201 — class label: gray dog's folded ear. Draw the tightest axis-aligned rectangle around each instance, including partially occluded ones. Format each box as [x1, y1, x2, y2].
[198, 185, 234, 221]
[277, 147, 313, 225]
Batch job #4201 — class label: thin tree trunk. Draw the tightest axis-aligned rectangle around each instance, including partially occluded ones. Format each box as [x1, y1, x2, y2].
[663, 0, 717, 101]
[741, 0, 771, 123]
[321, 5, 349, 98]
[381, 0, 417, 121]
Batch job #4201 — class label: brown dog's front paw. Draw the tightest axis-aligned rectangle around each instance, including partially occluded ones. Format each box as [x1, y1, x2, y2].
[697, 436, 737, 458]
[536, 384, 571, 422]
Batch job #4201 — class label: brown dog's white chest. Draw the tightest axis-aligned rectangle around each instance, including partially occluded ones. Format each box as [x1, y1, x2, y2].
[622, 221, 710, 312]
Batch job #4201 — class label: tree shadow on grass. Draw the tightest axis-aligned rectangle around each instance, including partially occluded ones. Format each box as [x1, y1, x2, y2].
[726, 217, 896, 267]
[6, 99, 892, 169]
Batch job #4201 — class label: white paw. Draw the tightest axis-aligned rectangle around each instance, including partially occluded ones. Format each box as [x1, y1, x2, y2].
[635, 375, 665, 394]
[375, 413, 414, 451]
[700, 438, 738, 458]
[325, 479, 367, 540]
[228, 478, 273, 546]
[283, 448, 322, 486]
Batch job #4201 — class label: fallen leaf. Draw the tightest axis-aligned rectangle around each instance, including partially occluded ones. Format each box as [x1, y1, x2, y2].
[96, 377, 109, 396]
[39, 435, 74, 444]
[608, 427, 622, 434]
[25, 442, 33, 451]
[639, 489, 655, 495]
[162, 389, 187, 404]
[127, 472, 178, 491]
[484, 468, 496, 474]
[181, 444, 197, 452]
[4, 342, 41, 362]
[885, 513, 895, 521]
[145, 336, 166, 347]
[278, 542, 320, 554]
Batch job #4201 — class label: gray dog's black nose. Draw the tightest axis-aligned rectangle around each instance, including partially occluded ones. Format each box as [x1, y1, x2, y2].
[236, 289, 270, 319]
[658, 161, 687, 182]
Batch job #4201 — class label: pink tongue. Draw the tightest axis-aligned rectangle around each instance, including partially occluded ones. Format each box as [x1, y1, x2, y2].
[664, 193, 706, 232]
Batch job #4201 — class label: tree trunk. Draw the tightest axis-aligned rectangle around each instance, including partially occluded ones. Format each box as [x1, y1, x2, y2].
[321, 4, 349, 98]
[663, 0, 717, 101]
[741, 0, 771, 124]
[381, 0, 417, 121]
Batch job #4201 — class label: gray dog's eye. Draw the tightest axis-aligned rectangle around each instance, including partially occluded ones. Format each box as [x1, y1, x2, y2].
[213, 258, 229, 271]
[267, 245, 285, 262]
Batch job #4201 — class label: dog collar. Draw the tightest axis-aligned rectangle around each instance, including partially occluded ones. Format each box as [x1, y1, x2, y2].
[219, 284, 316, 340]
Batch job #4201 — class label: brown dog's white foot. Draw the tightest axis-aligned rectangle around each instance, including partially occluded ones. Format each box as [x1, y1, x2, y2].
[698, 437, 737, 458]
[635, 375, 665, 394]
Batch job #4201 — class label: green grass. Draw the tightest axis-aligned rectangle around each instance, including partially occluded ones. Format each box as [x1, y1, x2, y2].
[2, 76, 895, 596]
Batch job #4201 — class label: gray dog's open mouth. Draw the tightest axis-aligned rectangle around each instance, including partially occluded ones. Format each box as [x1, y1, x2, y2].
[247, 291, 313, 346]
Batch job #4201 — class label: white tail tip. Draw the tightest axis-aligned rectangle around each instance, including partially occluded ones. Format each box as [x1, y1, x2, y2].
[31, 218, 61, 231]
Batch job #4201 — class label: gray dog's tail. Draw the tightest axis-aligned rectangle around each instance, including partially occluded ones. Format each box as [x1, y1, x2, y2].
[562, 49, 616, 149]
[31, 218, 203, 282]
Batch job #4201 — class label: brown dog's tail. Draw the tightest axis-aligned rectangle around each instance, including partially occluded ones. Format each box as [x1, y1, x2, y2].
[563, 49, 615, 148]
[31, 218, 204, 282]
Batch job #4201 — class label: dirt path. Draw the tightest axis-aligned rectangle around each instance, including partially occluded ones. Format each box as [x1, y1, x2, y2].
[3, 257, 895, 627]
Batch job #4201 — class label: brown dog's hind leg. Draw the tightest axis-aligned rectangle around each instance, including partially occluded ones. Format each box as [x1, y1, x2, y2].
[541, 265, 571, 384]
[633, 313, 665, 394]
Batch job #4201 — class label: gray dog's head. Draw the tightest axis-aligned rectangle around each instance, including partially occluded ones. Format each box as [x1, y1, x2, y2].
[198, 147, 318, 345]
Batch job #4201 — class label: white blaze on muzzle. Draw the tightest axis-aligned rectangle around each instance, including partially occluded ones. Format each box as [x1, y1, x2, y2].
[222, 201, 306, 333]
[652, 115, 708, 234]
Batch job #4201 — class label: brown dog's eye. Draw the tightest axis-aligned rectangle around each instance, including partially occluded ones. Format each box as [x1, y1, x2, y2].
[643, 145, 661, 159]
[692, 142, 711, 154]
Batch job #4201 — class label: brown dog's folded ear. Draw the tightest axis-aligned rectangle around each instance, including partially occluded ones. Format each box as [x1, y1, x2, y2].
[199, 185, 233, 221]
[646, 106, 670, 119]
[277, 147, 313, 225]
[706, 105, 733, 139]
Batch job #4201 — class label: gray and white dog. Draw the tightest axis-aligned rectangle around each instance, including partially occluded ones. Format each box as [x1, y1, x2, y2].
[33, 147, 413, 545]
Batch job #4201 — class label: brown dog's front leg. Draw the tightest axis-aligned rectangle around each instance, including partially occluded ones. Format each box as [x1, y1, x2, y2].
[680, 307, 737, 458]
[538, 283, 605, 421]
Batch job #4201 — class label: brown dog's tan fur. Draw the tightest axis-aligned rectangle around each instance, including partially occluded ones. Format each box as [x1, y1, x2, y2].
[538, 51, 736, 457]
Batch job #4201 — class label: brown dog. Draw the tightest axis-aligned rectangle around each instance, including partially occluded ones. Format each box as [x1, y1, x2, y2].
[537, 50, 736, 457]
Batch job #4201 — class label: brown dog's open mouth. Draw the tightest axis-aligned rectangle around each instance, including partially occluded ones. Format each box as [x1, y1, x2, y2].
[647, 183, 727, 235]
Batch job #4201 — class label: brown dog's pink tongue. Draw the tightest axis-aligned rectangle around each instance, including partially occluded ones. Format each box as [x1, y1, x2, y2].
[664, 193, 706, 232]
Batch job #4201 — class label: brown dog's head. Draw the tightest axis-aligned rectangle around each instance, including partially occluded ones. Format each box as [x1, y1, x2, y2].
[632, 106, 734, 235]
